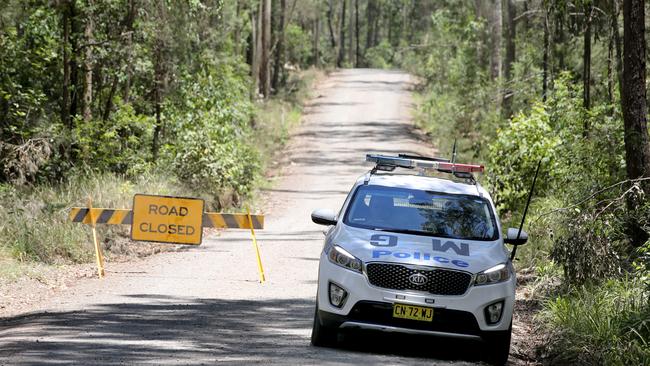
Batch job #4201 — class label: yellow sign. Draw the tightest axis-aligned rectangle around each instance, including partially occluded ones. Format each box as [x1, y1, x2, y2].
[131, 194, 205, 245]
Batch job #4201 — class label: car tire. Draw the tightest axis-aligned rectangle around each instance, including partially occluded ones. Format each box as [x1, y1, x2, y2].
[482, 323, 512, 366]
[310, 304, 338, 347]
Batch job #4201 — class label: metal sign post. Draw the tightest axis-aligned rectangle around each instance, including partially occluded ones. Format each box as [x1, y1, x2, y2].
[87, 197, 105, 278]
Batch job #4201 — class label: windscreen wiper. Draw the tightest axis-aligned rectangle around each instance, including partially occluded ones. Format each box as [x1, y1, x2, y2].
[374, 227, 443, 238]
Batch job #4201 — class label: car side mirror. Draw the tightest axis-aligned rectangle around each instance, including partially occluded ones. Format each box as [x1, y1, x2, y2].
[311, 209, 337, 226]
[504, 228, 528, 245]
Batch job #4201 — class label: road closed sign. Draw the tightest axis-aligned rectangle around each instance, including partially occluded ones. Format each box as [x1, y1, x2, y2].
[131, 194, 205, 245]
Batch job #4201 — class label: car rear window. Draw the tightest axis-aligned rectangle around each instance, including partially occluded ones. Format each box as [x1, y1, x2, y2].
[343, 185, 498, 241]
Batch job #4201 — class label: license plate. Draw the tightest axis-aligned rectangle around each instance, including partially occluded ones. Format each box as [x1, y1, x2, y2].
[392, 303, 434, 322]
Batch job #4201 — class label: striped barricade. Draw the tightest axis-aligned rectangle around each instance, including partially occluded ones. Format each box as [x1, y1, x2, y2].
[69, 208, 264, 230]
[69, 196, 265, 281]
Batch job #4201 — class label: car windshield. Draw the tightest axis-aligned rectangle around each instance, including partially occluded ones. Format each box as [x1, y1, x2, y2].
[344, 185, 498, 241]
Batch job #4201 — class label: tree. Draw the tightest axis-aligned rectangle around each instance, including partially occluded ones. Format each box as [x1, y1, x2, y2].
[621, 0, 650, 246]
[354, 0, 359, 67]
[503, 0, 516, 118]
[337, 0, 346, 67]
[249, 2, 260, 98]
[489, 0, 502, 81]
[151, 1, 169, 161]
[542, 5, 550, 101]
[272, 0, 286, 91]
[583, 2, 592, 113]
[347, 0, 354, 66]
[313, 13, 320, 67]
[260, 0, 272, 97]
[82, 0, 94, 122]
[366, 0, 377, 61]
[327, 0, 337, 50]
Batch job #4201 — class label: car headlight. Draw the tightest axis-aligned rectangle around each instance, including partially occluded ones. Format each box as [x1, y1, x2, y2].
[325, 244, 363, 273]
[475, 263, 511, 285]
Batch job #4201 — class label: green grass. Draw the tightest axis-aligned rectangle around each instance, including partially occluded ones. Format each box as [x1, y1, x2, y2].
[540, 278, 650, 365]
[0, 171, 198, 266]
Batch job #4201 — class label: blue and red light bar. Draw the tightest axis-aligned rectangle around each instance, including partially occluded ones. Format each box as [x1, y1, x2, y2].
[366, 154, 484, 174]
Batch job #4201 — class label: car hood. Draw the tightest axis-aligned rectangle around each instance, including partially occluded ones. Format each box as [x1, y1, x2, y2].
[327, 224, 509, 274]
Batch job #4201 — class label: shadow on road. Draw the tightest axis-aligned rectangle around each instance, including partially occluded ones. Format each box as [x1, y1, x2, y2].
[0, 295, 485, 365]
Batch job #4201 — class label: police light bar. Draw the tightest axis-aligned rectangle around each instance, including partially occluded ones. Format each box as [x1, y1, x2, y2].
[366, 154, 484, 174]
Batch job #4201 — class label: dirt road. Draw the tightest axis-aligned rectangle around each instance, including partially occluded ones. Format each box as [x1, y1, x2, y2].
[1, 69, 500, 365]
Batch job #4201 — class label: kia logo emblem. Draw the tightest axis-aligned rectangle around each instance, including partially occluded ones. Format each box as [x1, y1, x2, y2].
[409, 273, 428, 286]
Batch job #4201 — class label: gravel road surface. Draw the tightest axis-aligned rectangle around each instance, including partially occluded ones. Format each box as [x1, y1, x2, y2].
[0, 69, 493, 365]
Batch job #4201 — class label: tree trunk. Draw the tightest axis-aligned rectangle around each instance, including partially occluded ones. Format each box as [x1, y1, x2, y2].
[61, 2, 71, 127]
[348, 0, 354, 66]
[234, 0, 241, 57]
[355, 0, 359, 67]
[250, 4, 260, 99]
[475, 0, 487, 71]
[372, 4, 380, 46]
[122, 0, 136, 103]
[338, 0, 346, 67]
[152, 2, 168, 161]
[542, 10, 550, 101]
[607, 29, 614, 104]
[313, 17, 320, 67]
[613, 0, 623, 98]
[272, 0, 285, 91]
[583, 6, 592, 112]
[102, 75, 118, 121]
[489, 0, 502, 80]
[69, 1, 79, 120]
[503, 0, 516, 118]
[327, 0, 337, 49]
[522, 0, 529, 33]
[82, 0, 94, 122]
[366, 0, 375, 55]
[260, 0, 271, 97]
[621, 0, 650, 245]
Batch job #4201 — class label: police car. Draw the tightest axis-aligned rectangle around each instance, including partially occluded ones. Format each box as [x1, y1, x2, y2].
[310, 154, 529, 365]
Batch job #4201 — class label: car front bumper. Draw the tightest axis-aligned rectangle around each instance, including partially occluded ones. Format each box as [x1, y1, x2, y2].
[317, 253, 516, 339]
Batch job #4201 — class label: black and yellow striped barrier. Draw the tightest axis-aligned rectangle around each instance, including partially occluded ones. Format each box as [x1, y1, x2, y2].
[69, 208, 264, 229]
[69, 195, 266, 282]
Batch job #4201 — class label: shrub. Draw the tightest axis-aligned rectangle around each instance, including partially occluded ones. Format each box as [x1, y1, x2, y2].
[365, 41, 393, 69]
[285, 24, 312, 68]
[488, 102, 561, 212]
[72, 101, 155, 175]
[167, 60, 260, 204]
[541, 279, 650, 365]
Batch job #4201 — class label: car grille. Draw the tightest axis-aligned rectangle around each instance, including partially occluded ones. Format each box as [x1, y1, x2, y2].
[365, 263, 472, 295]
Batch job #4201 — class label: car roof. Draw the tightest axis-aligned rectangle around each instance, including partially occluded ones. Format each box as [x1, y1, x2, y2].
[357, 172, 492, 200]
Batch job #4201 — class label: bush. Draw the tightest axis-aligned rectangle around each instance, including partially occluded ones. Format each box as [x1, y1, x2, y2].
[285, 24, 312, 68]
[488, 102, 560, 212]
[541, 278, 650, 365]
[488, 73, 625, 214]
[167, 60, 260, 204]
[73, 102, 155, 175]
[550, 210, 626, 285]
[365, 41, 393, 69]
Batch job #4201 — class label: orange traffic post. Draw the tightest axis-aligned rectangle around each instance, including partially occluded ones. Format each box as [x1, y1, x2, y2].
[247, 207, 266, 283]
[88, 197, 105, 278]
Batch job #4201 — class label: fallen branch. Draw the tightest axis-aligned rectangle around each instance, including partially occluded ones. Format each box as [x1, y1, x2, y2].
[531, 177, 650, 224]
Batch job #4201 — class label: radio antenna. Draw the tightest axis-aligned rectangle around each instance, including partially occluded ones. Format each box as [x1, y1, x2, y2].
[451, 139, 458, 164]
[511, 159, 542, 260]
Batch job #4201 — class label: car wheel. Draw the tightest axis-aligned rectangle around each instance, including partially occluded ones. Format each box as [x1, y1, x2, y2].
[482, 323, 512, 366]
[310, 304, 338, 347]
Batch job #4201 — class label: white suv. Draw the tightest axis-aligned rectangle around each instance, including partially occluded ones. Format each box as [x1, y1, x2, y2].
[310, 154, 528, 365]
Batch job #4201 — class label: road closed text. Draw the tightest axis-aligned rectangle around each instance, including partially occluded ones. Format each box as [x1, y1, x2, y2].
[131, 195, 204, 245]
